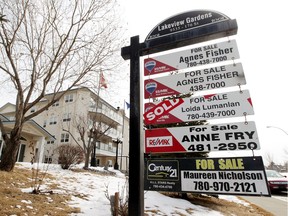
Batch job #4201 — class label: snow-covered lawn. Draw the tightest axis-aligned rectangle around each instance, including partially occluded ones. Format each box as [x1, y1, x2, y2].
[18, 162, 250, 215]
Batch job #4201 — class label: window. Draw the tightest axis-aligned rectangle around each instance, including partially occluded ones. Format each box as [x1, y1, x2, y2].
[47, 140, 55, 144]
[108, 143, 113, 151]
[60, 133, 69, 143]
[108, 160, 113, 167]
[43, 120, 47, 128]
[63, 113, 71, 122]
[89, 98, 96, 109]
[49, 115, 57, 125]
[52, 101, 59, 107]
[44, 156, 52, 164]
[64, 94, 73, 103]
[30, 106, 36, 113]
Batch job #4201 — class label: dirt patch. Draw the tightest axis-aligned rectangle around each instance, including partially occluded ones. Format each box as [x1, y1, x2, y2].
[187, 194, 273, 216]
[159, 193, 274, 216]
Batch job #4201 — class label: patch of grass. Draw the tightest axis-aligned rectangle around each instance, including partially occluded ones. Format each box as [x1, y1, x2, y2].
[0, 165, 80, 216]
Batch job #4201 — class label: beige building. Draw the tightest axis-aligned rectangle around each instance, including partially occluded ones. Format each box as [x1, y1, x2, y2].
[0, 88, 130, 171]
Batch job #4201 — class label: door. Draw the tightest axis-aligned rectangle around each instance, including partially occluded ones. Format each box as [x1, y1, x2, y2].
[17, 144, 26, 162]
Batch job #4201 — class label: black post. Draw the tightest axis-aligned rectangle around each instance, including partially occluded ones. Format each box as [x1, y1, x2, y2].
[114, 141, 119, 169]
[90, 142, 96, 167]
[114, 139, 122, 170]
[124, 35, 144, 216]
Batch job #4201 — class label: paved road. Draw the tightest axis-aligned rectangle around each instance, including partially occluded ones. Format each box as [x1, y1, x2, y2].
[241, 193, 288, 216]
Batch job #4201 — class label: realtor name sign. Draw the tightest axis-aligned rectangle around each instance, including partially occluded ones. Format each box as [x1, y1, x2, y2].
[144, 90, 253, 125]
[144, 63, 245, 99]
[144, 39, 239, 76]
[145, 121, 259, 153]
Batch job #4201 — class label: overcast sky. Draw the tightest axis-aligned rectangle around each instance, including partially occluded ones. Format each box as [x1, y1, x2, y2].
[119, 0, 288, 165]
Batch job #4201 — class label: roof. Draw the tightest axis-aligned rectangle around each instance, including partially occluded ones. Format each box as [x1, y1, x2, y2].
[0, 103, 16, 115]
[1, 118, 55, 141]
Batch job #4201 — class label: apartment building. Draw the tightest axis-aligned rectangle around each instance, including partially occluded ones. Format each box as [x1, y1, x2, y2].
[0, 87, 130, 171]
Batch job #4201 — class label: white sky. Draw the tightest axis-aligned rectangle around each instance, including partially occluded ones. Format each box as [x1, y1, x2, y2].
[18, 162, 253, 215]
[118, 0, 288, 165]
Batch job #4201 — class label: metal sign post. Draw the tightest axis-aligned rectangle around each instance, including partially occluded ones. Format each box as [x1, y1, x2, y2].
[122, 36, 144, 216]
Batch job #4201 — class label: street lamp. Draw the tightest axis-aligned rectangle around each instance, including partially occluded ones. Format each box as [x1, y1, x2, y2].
[267, 126, 288, 136]
[113, 138, 122, 170]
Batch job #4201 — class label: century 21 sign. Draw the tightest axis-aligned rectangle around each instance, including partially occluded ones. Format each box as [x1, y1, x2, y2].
[144, 157, 270, 196]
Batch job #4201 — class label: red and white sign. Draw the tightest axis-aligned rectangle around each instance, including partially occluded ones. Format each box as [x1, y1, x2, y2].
[145, 121, 259, 153]
[144, 63, 245, 99]
[144, 39, 239, 76]
[144, 90, 253, 125]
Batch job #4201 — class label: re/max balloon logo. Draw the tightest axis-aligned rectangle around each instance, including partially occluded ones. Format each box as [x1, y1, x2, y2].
[145, 60, 156, 72]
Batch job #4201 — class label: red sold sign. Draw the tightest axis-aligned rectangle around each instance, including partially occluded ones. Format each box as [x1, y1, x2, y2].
[144, 90, 254, 125]
[144, 98, 184, 124]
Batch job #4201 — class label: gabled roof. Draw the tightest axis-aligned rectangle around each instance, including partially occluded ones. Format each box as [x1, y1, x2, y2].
[0, 118, 55, 141]
[0, 103, 16, 115]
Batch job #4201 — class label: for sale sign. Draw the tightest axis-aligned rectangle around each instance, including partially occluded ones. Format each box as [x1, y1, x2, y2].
[144, 90, 253, 125]
[144, 63, 246, 99]
[145, 121, 259, 153]
[144, 39, 239, 76]
[144, 156, 270, 196]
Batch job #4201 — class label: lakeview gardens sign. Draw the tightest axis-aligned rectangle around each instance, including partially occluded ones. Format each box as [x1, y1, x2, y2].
[145, 10, 231, 41]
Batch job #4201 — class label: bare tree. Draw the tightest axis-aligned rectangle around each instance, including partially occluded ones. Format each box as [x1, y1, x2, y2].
[64, 106, 119, 169]
[0, 0, 123, 171]
[265, 152, 275, 169]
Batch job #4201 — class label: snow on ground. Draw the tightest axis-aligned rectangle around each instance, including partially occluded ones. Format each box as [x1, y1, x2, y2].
[18, 162, 250, 216]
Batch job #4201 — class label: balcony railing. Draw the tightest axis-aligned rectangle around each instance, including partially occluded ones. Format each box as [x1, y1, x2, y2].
[96, 142, 121, 156]
[89, 106, 122, 124]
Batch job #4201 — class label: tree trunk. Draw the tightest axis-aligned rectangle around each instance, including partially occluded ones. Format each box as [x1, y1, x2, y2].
[0, 138, 21, 171]
[83, 152, 90, 169]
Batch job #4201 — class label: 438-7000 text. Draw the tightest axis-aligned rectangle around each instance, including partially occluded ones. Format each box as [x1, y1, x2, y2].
[190, 81, 226, 92]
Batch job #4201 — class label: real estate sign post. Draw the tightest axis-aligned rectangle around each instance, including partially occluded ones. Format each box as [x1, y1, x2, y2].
[121, 9, 268, 215]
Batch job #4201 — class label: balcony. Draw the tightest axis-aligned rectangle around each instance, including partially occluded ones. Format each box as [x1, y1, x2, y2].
[95, 142, 121, 157]
[88, 106, 122, 125]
